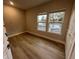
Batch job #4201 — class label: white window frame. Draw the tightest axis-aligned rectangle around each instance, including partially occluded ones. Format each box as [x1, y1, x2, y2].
[37, 10, 65, 35]
[47, 11, 65, 34]
[37, 14, 47, 31]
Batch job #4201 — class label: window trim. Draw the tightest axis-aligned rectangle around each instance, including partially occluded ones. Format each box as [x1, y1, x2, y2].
[37, 14, 47, 31]
[47, 11, 65, 34]
[37, 9, 65, 35]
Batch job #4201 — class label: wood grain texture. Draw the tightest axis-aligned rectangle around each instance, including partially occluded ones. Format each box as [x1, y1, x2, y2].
[8, 33, 65, 59]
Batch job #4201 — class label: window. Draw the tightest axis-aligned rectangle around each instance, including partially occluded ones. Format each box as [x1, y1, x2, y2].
[48, 23, 62, 34]
[37, 11, 65, 34]
[48, 12, 65, 34]
[37, 14, 47, 31]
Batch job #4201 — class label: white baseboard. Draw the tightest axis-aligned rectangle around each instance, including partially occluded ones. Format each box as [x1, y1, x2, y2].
[8, 32, 25, 38]
[8, 31, 65, 45]
[26, 31, 65, 45]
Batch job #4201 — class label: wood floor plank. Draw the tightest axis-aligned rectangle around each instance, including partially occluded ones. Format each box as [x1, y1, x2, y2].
[9, 33, 65, 59]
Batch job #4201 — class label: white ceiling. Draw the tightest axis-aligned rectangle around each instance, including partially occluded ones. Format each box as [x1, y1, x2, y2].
[4, 0, 52, 10]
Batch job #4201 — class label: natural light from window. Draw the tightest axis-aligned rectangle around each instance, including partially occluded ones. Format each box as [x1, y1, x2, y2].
[37, 11, 65, 34]
[48, 12, 65, 34]
[37, 15, 47, 31]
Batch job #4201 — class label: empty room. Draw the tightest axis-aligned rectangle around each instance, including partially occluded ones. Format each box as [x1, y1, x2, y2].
[3, 0, 75, 59]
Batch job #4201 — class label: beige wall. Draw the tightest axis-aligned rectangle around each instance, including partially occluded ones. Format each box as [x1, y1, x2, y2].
[3, 0, 74, 44]
[25, 0, 74, 43]
[65, 6, 75, 59]
[70, 47, 75, 59]
[4, 5, 26, 36]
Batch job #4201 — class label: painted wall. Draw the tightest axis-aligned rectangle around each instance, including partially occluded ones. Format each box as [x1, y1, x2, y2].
[70, 47, 75, 59]
[65, 6, 75, 59]
[3, 5, 26, 36]
[25, 0, 74, 43]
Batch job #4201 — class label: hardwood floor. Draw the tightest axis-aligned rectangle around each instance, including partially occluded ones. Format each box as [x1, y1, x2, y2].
[8, 33, 65, 59]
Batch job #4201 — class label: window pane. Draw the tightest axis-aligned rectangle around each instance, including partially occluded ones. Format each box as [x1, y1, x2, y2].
[37, 23, 46, 31]
[48, 23, 62, 34]
[37, 15, 47, 22]
[49, 12, 65, 22]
